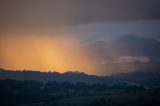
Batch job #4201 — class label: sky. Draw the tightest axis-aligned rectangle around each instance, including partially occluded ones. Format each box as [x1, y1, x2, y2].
[0, 0, 160, 75]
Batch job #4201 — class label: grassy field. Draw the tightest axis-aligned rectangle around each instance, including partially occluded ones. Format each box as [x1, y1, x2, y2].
[23, 90, 160, 106]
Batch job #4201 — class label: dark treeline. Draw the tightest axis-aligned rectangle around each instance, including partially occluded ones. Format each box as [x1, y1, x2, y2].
[0, 69, 121, 85]
[0, 79, 145, 106]
[1, 69, 160, 88]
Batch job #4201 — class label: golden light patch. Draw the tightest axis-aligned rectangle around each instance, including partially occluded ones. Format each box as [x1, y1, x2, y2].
[0, 35, 95, 74]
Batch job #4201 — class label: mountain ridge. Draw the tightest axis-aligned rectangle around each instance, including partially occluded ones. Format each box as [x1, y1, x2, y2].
[0, 69, 120, 85]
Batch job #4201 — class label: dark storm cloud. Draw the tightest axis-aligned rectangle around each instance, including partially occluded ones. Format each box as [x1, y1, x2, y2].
[0, 0, 160, 28]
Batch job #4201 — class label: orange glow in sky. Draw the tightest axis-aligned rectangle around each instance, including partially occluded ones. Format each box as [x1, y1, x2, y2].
[0, 34, 95, 74]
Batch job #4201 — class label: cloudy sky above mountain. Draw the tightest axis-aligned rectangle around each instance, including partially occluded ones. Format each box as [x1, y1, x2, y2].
[0, 0, 160, 37]
[0, 0, 160, 75]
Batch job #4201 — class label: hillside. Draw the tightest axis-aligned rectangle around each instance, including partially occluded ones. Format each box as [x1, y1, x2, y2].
[22, 90, 160, 106]
[112, 71, 160, 88]
[0, 69, 120, 85]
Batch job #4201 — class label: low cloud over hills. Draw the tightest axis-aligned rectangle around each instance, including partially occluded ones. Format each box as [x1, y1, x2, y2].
[87, 35, 160, 74]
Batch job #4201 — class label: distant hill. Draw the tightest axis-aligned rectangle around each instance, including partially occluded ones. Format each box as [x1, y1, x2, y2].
[112, 35, 160, 57]
[87, 35, 160, 73]
[1, 69, 160, 88]
[0, 69, 120, 85]
[112, 71, 160, 88]
[90, 35, 160, 59]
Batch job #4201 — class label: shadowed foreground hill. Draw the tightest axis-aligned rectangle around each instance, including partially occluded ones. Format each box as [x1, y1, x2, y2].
[0, 69, 159, 106]
[0, 79, 146, 106]
[23, 90, 160, 106]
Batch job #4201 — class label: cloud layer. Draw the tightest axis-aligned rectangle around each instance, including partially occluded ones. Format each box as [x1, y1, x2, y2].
[0, 0, 160, 28]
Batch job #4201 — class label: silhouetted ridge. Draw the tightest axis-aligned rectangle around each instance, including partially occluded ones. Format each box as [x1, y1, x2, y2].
[0, 69, 120, 85]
